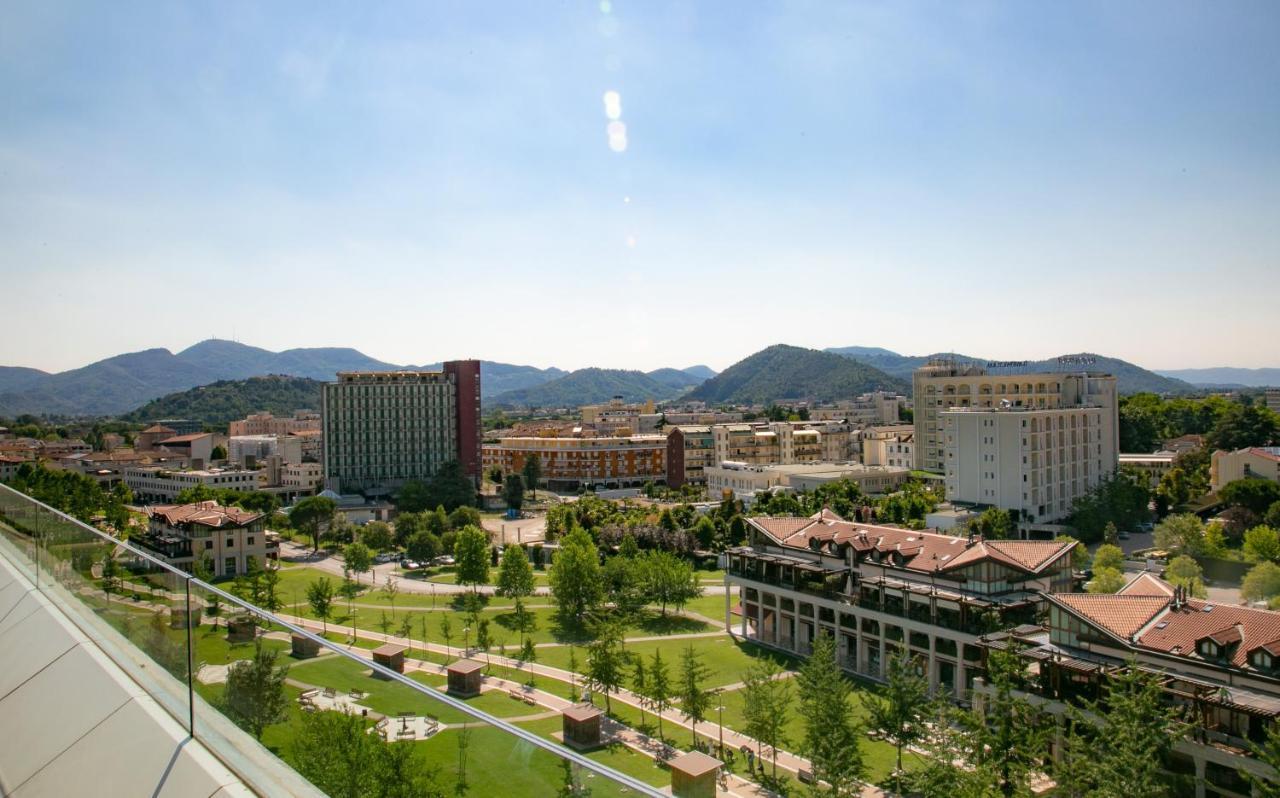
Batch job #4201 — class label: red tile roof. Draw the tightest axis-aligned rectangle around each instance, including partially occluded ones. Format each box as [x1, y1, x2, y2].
[1137, 600, 1280, 667]
[1118, 572, 1175, 597]
[748, 510, 1074, 576]
[158, 433, 211, 444]
[147, 501, 261, 529]
[1051, 594, 1170, 640]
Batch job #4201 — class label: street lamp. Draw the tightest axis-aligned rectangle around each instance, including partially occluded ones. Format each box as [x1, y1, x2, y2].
[716, 690, 725, 760]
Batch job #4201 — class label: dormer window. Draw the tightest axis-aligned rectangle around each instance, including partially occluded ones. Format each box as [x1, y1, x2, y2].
[1197, 639, 1220, 658]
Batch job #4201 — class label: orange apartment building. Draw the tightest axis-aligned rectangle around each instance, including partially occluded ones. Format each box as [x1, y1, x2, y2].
[482, 434, 666, 490]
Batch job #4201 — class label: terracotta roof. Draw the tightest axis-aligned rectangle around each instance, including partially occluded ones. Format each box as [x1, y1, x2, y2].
[1051, 594, 1170, 640]
[142, 425, 177, 434]
[748, 510, 1073, 576]
[157, 433, 211, 444]
[147, 501, 261, 529]
[1119, 572, 1175, 597]
[1138, 600, 1280, 668]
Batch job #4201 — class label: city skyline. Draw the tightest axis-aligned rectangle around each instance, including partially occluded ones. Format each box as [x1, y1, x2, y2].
[3, 1, 1278, 373]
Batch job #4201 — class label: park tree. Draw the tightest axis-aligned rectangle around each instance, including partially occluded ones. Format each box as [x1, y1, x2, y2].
[382, 575, 400, 619]
[550, 527, 605, 619]
[1156, 467, 1192, 513]
[1245, 525, 1280, 563]
[359, 521, 395, 552]
[448, 505, 482, 530]
[1092, 543, 1125, 572]
[585, 621, 627, 713]
[503, 473, 525, 512]
[519, 637, 538, 686]
[496, 544, 535, 598]
[1247, 723, 1280, 798]
[1243, 561, 1280, 604]
[1222, 478, 1280, 517]
[641, 550, 702, 615]
[969, 645, 1050, 797]
[648, 650, 672, 741]
[290, 495, 337, 553]
[1055, 663, 1186, 798]
[1154, 513, 1206, 555]
[224, 639, 290, 739]
[521, 455, 542, 498]
[968, 507, 1015, 539]
[602, 554, 646, 621]
[742, 658, 792, 778]
[1087, 567, 1126, 594]
[475, 617, 492, 670]
[427, 505, 449, 535]
[677, 644, 713, 744]
[798, 633, 866, 797]
[405, 530, 440, 565]
[100, 553, 121, 604]
[393, 511, 427, 547]
[306, 577, 335, 634]
[862, 653, 929, 794]
[631, 655, 649, 728]
[453, 525, 491, 591]
[344, 542, 373, 585]
[510, 597, 539, 647]
[1166, 555, 1207, 597]
[1207, 402, 1279, 452]
[439, 615, 454, 662]
[692, 515, 717, 550]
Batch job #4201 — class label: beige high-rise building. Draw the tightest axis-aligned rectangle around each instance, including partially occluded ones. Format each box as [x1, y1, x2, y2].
[942, 404, 1118, 523]
[913, 359, 1118, 473]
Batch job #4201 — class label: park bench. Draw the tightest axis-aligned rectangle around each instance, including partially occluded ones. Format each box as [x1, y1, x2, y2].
[799, 769, 814, 784]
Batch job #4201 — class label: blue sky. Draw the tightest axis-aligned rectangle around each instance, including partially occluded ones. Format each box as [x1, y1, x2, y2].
[2, 1, 1277, 373]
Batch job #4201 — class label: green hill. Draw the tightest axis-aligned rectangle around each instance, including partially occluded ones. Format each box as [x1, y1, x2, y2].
[121, 376, 323, 427]
[686, 344, 908, 405]
[488, 368, 685, 408]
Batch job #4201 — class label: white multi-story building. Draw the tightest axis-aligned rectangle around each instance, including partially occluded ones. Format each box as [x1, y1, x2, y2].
[913, 359, 1118, 474]
[942, 403, 1118, 523]
[123, 466, 259, 503]
[229, 434, 303, 466]
[862, 424, 915, 469]
[707, 461, 910, 500]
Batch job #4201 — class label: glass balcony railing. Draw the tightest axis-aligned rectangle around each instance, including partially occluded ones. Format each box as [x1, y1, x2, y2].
[0, 483, 664, 798]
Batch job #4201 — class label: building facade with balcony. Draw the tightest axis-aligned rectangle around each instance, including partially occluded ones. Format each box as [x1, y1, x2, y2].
[482, 434, 666, 489]
[913, 359, 1118, 474]
[666, 425, 715, 489]
[978, 574, 1280, 797]
[136, 500, 270, 577]
[228, 410, 321, 437]
[725, 509, 1076, 697]
[862, 424, 915, 468]
[942, 404, 1119, 523]
[707, 462, 910, 501]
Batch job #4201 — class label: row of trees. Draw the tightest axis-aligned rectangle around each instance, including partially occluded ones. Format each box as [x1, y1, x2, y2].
[1120, 392, 1279, 454]
[5, 461, 134, 530]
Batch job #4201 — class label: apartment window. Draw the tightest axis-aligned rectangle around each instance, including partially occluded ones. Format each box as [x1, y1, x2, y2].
[224, 557, 237, 575]
[247, 537, 255, 546]
[205, 540, 213, 550]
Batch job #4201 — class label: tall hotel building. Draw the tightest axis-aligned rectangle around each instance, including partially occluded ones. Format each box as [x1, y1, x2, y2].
[912, 358, 1118, 474]
[322, 361, 481, 494]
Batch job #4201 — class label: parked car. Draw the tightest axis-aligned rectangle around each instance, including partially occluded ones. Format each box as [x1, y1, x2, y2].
[432, 555, 455, 567]
[374, 552, 398, 564]
[402, 560, 422, 571]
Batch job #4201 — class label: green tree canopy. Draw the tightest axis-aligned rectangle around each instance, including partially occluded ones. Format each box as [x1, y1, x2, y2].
[798, 633, 866, 796]
[453, 525, 491, 590]
[1087, 567, 1126, 594]
[1092, 543, 1125, 572]
[291, 495, 337, 553]
[1245, 525, 1280, 563]
[549, 526, 605, 619]
[496, 544, 535, 598]
[224, 639, 290, 739]
[1243, 561, 1280, 604]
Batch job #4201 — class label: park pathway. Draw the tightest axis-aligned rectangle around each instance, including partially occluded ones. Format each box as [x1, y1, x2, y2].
[277, 612, 889, 798]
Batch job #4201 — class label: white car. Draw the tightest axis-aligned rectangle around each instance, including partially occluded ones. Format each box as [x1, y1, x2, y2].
[402, 560, 422, 570]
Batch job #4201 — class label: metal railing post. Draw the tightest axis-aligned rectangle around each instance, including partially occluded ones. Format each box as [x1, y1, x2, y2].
[186, 576, 195, 737]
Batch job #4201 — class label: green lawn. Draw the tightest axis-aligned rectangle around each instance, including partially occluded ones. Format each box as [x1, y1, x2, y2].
[537, 635, 797, 689]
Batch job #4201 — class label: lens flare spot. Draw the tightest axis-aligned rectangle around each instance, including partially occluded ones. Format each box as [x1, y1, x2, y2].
[599, 0, 612, 13]
[602, 90, 622, 120]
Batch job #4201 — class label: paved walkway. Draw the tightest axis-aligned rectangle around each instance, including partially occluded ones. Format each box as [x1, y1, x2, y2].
[278, 612, 888, 797]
